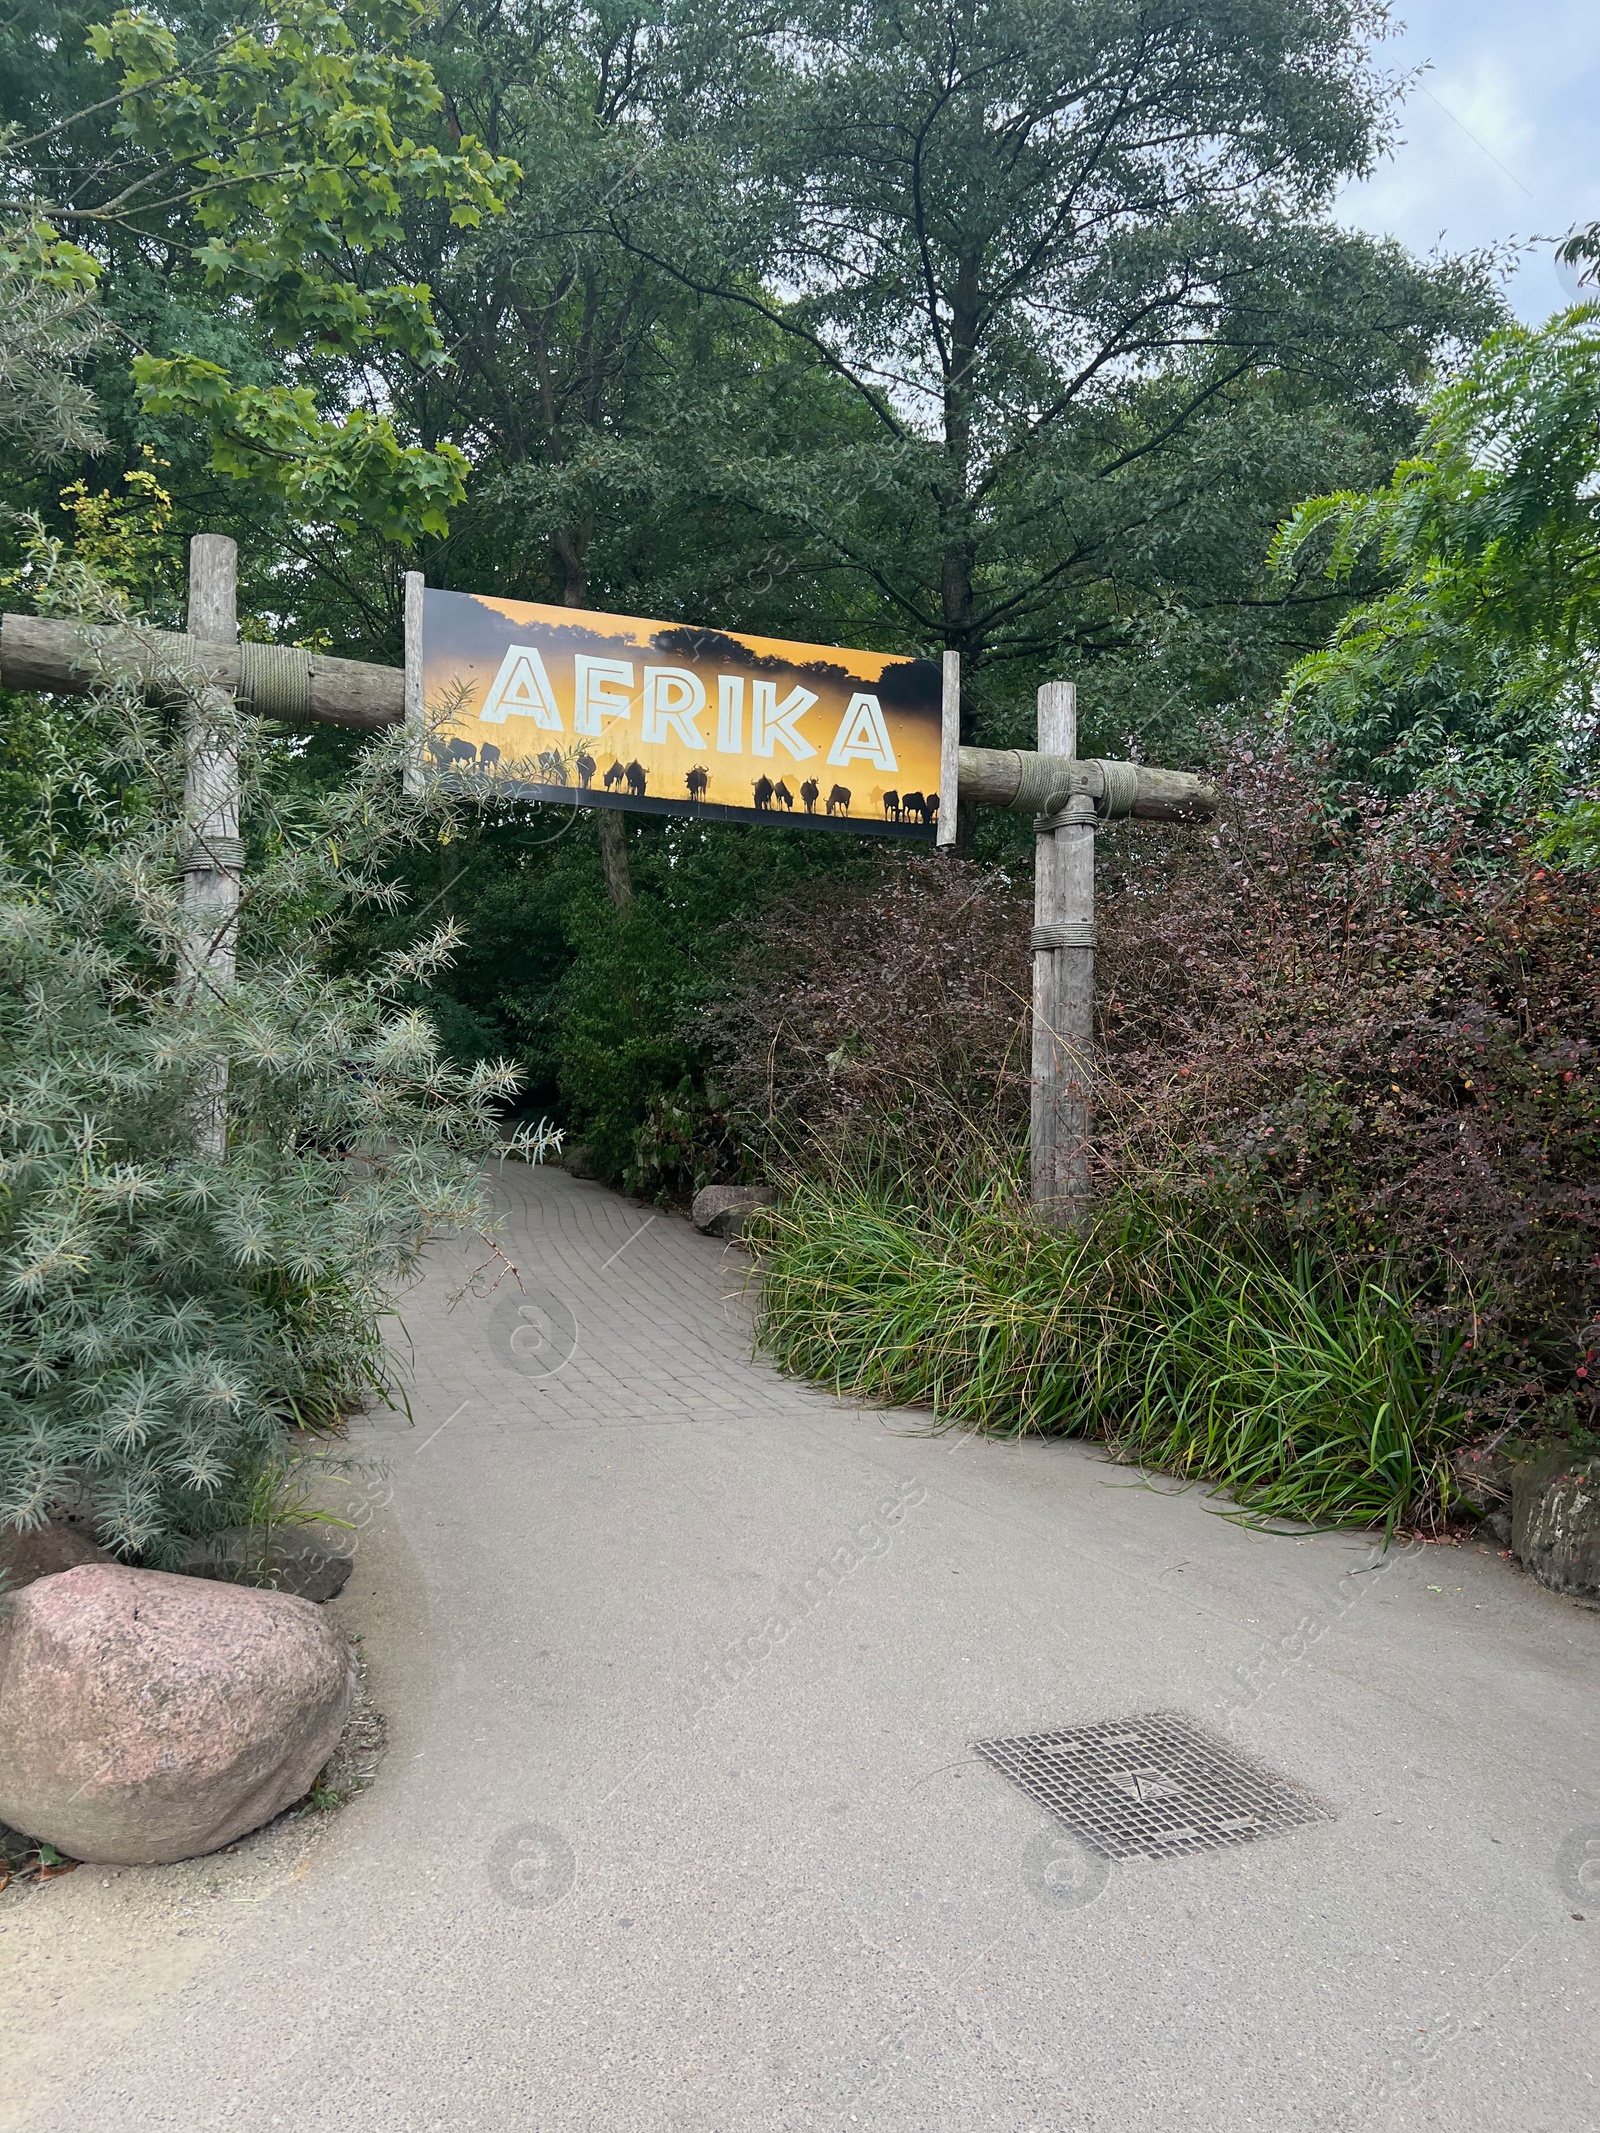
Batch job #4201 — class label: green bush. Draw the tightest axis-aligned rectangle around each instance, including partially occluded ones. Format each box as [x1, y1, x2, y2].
[0, 539, 526, 1563]
[755, 1164, 1473, 1536]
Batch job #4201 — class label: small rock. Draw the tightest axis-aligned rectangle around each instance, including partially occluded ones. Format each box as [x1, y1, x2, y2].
[0, 1522, 114, 1593]
[0, 1564, 355, 1865]
[1512, 1452, 1600, 1601]
[562, 1144, 598, 1180]
[182, 1527, 352, 1604]
[691, 1184, 777, 1239]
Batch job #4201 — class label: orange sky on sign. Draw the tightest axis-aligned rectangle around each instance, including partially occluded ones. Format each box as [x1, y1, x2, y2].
[468, 594, 898, 686]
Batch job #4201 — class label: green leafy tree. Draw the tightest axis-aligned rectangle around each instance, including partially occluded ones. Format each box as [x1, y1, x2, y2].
[1276, 307, 1600, 828]
[607, 0, 1496, 799]
[3, 0, 518, 541]
[405, 3, 764, 603]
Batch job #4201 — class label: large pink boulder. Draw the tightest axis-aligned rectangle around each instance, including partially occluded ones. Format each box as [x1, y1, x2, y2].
[0, 1564, 355, 1865]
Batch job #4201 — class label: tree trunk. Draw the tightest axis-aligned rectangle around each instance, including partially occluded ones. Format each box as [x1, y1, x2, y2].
[597, 807, 634, 908]
[553, 526, 590, 607]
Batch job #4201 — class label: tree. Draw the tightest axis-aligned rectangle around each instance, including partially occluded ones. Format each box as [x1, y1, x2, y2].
[2, 0, 517, 543]
[1275, 307, 1600, 826]
[609, 0, 1496, 803]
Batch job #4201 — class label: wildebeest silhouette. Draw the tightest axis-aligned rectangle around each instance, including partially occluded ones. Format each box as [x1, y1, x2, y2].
[924, 792, 939, 826]
[603, 759, 625, 791]
[774, 780, 794, 811]
[539, 750, 568, 785]
[800, 778, 819, 814]
[624, 760, 647, 798]
[686, 765, 710, 801]
[882, 790, 900, 821]
[826, 783, 851, 816]
[446, 737, 477, 766]
[900, 790, 924, 823]
[752, 775, 774, 811]
[576, 752, 597, 789]
[479, 743, 501, 769]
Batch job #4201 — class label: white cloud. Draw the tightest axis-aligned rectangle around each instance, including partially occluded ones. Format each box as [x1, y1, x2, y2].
[1338, 0, 1600, 321]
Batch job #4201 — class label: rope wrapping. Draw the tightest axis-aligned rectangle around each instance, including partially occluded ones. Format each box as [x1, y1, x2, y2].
[177, 834, 245, 874]
[1030, 923, 1097, 950]
[238, 640, 314, 721]
[1091, 757, 1141, 819]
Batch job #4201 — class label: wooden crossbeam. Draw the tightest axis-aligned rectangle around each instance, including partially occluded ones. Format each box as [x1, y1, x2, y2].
[3, 608, 1219, 1225]
[0, 612, 402, 730]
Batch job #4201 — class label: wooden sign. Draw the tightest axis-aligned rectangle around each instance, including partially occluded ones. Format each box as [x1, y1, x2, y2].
[413, 587, 947, 836]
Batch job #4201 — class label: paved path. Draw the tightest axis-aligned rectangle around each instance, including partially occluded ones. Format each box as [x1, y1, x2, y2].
[8, 1166, 1600, 2129]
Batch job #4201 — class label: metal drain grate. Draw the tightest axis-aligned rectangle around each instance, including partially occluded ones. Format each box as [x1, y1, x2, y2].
[974, 1711, 1331, 1860]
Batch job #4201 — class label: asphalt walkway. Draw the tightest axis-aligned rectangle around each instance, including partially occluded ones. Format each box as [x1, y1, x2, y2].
[7, 1165, 1599, 2130]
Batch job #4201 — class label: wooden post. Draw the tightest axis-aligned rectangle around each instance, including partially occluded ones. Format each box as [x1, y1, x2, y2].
[1029, 680, 1095, 1225]
[403, 569, 425, 795]
[179, 534, 242, 1157]
[936, 651, 960, 849]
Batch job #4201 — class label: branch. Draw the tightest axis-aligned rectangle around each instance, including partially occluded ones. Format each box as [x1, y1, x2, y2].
[605, 211, 911, 445]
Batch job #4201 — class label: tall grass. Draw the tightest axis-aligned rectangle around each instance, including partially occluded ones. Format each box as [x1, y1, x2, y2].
[754, 1167, 1472, 1535]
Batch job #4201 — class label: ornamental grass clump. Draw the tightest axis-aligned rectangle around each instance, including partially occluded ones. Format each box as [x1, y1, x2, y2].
[1107, 1219, 1471, 1533]
[755, 1165, 1116, 1434]
[0, 534, 524, 1564]
[754, 1160, 1473, 1536]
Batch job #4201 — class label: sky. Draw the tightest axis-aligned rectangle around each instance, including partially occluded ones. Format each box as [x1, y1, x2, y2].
[1336, 0, 1600, 321]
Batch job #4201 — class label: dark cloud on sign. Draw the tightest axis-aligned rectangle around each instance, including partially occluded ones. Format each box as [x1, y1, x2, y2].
[873, 657, 941, 710]
[651, 626, 938, 713]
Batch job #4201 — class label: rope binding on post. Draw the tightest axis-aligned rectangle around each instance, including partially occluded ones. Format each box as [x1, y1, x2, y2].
[1030, 922, 1097, 950]
[994, 750, 1150, 821]
[1090, 758, 1141, 819]
[238, 640, 314, 722]
[177, 834, 246, 875]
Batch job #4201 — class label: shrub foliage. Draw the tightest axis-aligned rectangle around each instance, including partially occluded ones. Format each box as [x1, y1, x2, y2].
[719, 752, 1599, 1452]
[0, 548, 520, 1562]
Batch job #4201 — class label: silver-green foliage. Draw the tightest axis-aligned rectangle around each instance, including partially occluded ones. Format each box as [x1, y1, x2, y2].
[0, 536, 522, 1563]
